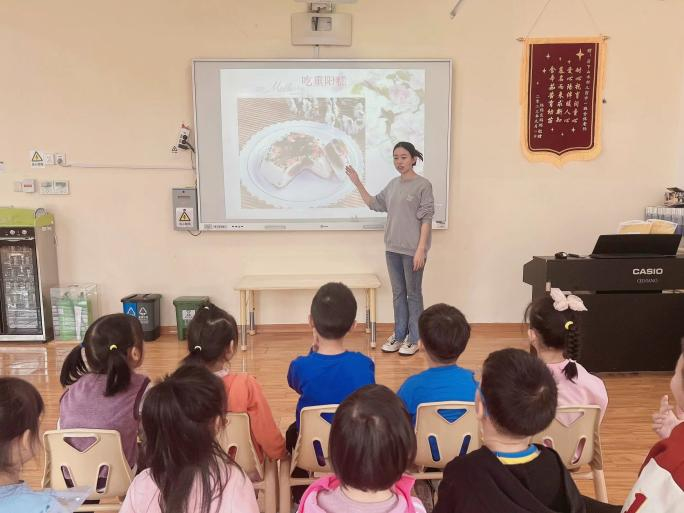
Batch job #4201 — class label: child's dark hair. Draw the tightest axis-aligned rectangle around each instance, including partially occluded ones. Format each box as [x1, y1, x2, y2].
[525, 294, 582, 381]
[393, 141, 424, 164]
[311, 282, 357, 339]
[329, 384, 416, 492]
[481, 348, 558, 437]
[182, 302, 238, 367]
[419, 303, 470, 363]
[60, 313, 144, 396]
[0, 377, 44, 471]
[142, 365, 237, 513]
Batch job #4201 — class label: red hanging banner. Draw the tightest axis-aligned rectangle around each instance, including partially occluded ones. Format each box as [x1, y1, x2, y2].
[520, 37, 606, 166]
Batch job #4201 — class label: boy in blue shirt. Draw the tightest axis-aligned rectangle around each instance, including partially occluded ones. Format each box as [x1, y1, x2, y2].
[286, 282, 375, 493]
[397, 303, 477, 425]
[286, 282, 375, 503]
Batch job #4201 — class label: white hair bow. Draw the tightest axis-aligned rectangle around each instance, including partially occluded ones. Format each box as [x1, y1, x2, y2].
[549, 288, 587, 312]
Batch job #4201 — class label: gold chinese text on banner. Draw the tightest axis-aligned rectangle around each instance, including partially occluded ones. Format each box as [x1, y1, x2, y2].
[520, 37, 606, 166]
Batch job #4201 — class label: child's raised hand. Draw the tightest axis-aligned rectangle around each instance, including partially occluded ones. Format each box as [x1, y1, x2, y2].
[652, 395, 678, 439]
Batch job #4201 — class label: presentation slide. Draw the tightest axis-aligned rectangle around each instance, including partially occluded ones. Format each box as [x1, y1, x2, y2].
[221, 68, 425, 220]
[193, 60, 451, 231]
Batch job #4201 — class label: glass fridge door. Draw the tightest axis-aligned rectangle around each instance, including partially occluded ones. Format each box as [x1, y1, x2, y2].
[0, 241, 43, 334]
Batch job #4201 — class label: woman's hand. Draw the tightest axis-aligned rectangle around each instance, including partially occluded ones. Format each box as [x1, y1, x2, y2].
[345, 165, 362, 187]
[413, 246, 427, 271]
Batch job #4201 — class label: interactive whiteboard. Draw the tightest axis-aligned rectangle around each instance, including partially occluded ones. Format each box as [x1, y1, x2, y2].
[193, 59, 451, 231]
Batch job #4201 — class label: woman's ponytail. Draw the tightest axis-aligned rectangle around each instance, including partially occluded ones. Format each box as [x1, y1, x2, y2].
[562, 321, 581, 382]
[393, 141, 424, 163]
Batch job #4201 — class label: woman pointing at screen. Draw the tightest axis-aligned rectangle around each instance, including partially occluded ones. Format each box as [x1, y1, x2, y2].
[345, 142, 434, 356]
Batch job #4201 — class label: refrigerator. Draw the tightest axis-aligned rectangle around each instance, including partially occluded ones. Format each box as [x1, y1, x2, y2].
[0, 208, 59, 342]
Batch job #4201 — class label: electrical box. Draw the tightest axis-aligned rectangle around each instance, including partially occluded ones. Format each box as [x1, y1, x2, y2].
[172, 188, 198, 231]
[291, 12, 352, 46]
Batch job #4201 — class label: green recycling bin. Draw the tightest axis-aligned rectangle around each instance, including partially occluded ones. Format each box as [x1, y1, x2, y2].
[173, 296, 210, 340]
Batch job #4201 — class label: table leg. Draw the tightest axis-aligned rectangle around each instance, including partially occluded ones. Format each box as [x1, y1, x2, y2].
[239, 290, 248, 351]
[369, 288, 377, 349]
[365, 289, 371, 334]
[249, 290, 256, 335]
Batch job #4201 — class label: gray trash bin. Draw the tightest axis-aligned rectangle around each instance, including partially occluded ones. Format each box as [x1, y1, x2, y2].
[121, 293, 162, 341]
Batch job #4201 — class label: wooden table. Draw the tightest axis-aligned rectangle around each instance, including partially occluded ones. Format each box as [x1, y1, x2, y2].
[235, 274, 381, 351]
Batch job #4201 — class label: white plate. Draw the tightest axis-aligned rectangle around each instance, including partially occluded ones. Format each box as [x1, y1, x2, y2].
[240, 121, 364, 208]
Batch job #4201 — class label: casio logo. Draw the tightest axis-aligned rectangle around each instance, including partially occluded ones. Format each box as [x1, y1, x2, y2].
[632, 268, 663, 275]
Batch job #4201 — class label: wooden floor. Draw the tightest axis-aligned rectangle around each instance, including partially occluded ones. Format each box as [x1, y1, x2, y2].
[3, 325, 672, 506]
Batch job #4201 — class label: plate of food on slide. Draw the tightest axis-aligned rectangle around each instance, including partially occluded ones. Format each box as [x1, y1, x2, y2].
[240, 121, 364, 208]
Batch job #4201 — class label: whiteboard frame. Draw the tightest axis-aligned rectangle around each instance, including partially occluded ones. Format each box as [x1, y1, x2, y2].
[192, 59, 452, 232]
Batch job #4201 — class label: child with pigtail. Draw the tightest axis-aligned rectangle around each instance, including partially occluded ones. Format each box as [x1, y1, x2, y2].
[525, 288, 608, 424]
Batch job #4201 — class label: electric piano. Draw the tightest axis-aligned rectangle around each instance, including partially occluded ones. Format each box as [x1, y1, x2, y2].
[523, 255, 684, 372]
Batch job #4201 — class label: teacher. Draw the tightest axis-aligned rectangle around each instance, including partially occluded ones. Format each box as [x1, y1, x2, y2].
[345, 142, 435, 357]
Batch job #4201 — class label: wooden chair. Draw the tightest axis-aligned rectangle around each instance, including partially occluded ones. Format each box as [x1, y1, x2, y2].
[532, 405, 608, 502]
[279, 405, 337, 512]
[42, 429, 133, 512]
[217, 413, 277, 513]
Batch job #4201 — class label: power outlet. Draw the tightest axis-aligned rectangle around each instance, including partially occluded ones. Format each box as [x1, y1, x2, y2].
[55, 153, 67, 166]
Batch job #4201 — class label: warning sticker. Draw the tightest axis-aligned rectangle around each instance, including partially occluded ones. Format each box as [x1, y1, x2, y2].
[31, 150, 45, 168]
[182, 309, 196, 322]
[176, 207, 194, 229]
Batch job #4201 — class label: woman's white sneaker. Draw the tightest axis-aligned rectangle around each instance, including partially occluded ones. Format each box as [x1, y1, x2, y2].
[381, 335, 405, 353]
[399, 340, 419, 356]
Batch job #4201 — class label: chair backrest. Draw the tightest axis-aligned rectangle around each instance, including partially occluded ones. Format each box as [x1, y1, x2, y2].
[414, 401, 480, 468]
[217, 413, 264, 480]
[291, 404, 338, 475]
[532, 405, 602, 470]
[42, 429, 133, 500]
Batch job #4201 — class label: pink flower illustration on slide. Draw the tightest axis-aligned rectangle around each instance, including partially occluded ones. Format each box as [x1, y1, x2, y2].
[389, 84, 412, 104]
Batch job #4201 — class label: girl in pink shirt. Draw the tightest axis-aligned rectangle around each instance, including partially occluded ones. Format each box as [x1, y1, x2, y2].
[526, 289, 608, 424]
[299, 384, 425, 513]
[121, 365, 258, 513]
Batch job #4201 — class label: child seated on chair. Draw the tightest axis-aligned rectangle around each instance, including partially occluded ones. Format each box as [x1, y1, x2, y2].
[287, 282, 375, 503]
[0, 377, 88, 513]
[121, 365, 258, 513]
[433, 348, 620, 513]
[299, 384, 426, 513]
[397, 303, 477, 425]
[526, 289, 608, 425]
[59, 314, 150, 470]
[622, 339, 684, 513]
[286, 282, 375, 447]
[182, 301, 286, 464]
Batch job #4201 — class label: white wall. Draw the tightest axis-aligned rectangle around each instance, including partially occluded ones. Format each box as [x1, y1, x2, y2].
[1, 0, 683, 325]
